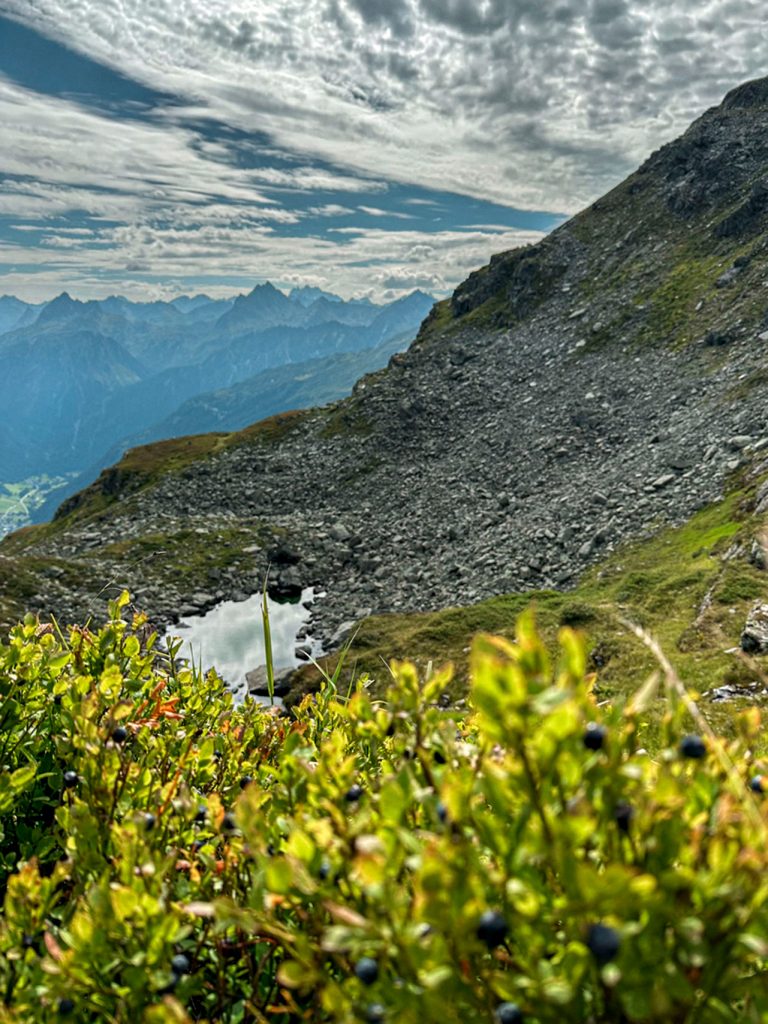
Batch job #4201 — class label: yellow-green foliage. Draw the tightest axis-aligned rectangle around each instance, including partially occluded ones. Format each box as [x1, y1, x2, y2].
[0, 600, 767, 1021]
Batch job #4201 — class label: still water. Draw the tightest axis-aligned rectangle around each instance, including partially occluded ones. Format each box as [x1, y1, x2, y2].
[175, 588, 317, 701]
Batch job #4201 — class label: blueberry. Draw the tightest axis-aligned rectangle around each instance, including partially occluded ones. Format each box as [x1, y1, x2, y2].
[365, 1004, 386, 1024]
[614, 801, 633, 833]
[57, 998, 75, 1015]
[143, 813, 156, 831]
[239, 775, 253, 789]
[318, 860, 331, 881]
[680, 734, 706, 760]
[62, 771, 78, 789]
[750, 775, 764, 794]
[111, 725, 128, 743]
[586, 923, 621, 965]
[171, 953, 191, 976]
[354, 957, 379, 985]
[345, 784, 363, 803]
[583, 723, 606, 751]
[496, 1003, 524, 1024]
[476, 909, 509, 948]
[195, 806, 207, 823]
[222, 812, 237, 832]
[22, 933, 35, 949]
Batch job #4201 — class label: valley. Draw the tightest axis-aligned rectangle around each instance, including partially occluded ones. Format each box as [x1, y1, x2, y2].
[0, 285, 433, 533]
[0, 474, 75, 534]
[6, 79, 768, 721]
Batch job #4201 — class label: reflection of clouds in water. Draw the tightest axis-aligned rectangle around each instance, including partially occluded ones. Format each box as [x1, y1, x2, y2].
[176, 589, 314, 698]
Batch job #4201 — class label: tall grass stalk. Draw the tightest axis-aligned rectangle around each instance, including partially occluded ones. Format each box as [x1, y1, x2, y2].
[261, 575, 275, 707]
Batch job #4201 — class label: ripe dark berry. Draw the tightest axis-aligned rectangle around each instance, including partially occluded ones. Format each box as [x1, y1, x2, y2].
[583, 723, 606, 751]
[318, 860, 331, 881]
[57, 998, 75, 1015]
[239, 775, 253, 789]
[354, 957, 379, 986]
[586, 923, 621, 965]
[496, 1003, 524, 1024]
[345, 784, 363, 803]
[143, 813, 156, 831]
[680, 734, 706, 760]
[436, 801, 448, 824]
[171, 953, 191, 976]
[22, 933, 35, 949]
[476, 909, 509, 948]
[195, 806, 207, 823]
[111, 725, 128, 743]
[614, 801, 633, 833]
[222, 811, 237, 832]
[750, 775, 764, 794]
[62, 771, 78, 789]
[365, 1004, 386, 1024]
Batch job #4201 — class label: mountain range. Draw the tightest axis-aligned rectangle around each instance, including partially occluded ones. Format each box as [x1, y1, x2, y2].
[0, 284, 434, 528]
[4, 77, 768, 710]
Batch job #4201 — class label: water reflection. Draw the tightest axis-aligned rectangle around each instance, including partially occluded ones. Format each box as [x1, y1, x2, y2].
[175, 588, 317, 701]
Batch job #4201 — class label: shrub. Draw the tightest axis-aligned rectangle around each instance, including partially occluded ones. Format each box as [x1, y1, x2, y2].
[0, 596, 765, 1021]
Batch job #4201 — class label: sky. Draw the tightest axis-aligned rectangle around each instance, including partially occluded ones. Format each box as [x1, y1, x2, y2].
[0, 2, 766, 303]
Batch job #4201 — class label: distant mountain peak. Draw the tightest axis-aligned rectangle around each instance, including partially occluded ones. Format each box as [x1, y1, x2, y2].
[248, 282, 284, 297]
[37, 292, 85, 324]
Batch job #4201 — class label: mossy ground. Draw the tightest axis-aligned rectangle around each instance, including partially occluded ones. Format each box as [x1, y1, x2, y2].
[0, 523, 278, 633]
[290, 481, 768, 734]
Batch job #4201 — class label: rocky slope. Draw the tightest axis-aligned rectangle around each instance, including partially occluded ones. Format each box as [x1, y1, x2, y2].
[0, 285, 432, 489]
[5, 78, 768, 681]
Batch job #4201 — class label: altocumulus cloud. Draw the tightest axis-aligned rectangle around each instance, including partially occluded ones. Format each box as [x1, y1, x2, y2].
[0, 0, 766, 300]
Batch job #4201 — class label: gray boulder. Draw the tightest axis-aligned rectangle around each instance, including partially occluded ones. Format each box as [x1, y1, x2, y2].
[246, 664, 296, 697]
[740, 602, 768, 653]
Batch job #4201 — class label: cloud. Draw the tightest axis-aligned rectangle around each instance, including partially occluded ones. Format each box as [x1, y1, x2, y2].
[0, 207, 545, 303]
[358, 206, 414, 219]
[0, 0, 766, 302]
[3, 0, 765, 218]
[308, 204, 356, 216]
[344, 0, 415, 38]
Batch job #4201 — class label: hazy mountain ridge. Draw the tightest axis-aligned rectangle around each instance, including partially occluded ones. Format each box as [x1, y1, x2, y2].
[5, 79, 768, 702]
[0, 284, 434, 512]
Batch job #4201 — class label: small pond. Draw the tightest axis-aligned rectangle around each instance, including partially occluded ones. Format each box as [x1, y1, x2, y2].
[175, 588, 319, 702]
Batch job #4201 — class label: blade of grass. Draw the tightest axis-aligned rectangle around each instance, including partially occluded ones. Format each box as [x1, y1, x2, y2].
[299, 628, 361, 699]
[261, 574, 275, 707]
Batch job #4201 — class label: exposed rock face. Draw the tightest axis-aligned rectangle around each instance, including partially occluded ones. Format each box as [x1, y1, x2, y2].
[741, 603, 768, 654]
[7, 78, 768, 650]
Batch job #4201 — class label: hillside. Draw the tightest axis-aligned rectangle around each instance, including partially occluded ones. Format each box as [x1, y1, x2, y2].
[5, 78, 768, 711]
[0, 286, 433, 524]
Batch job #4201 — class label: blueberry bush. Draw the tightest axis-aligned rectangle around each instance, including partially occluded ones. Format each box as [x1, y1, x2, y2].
[0, 594, 766, 1021]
